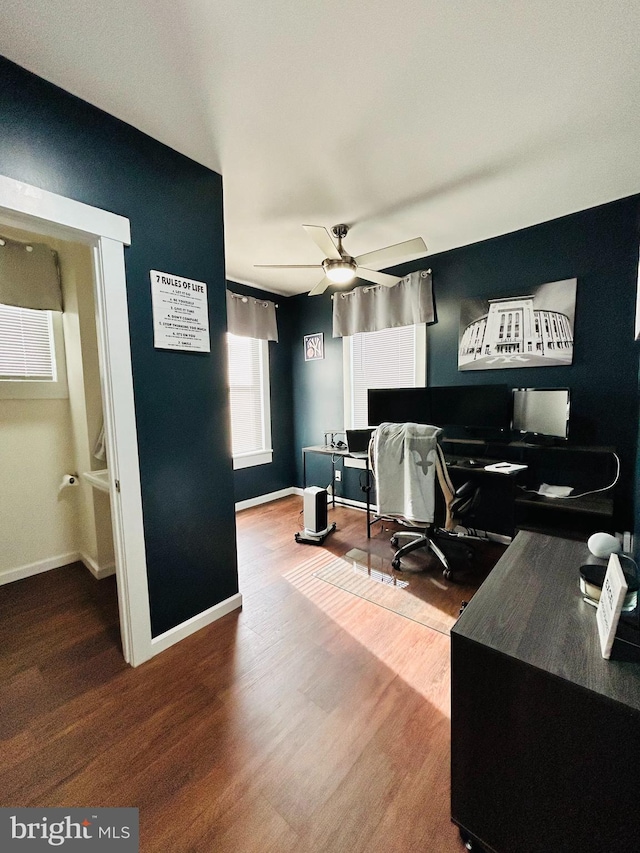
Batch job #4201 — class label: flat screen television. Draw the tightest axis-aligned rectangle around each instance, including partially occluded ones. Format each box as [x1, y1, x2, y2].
[429, 384, 512, 434]
[367, 384, 512, 434]
[512, 387, 570, 440]
[367, 387, 431, 426]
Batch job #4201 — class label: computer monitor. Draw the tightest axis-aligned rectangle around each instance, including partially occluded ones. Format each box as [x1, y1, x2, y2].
[367, 387, 431, 426]
[429, 384, 512, 434]
[512, 388, 570, 440]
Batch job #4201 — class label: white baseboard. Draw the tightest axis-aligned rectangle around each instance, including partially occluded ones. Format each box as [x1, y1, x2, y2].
[235, 486, 297, 512]
[80, 551, 116, 580]
[332, 495, 368, 512]
[151, 592, 243, 655]
[238, 486, 370, 515]
[0, 551, 81, 586]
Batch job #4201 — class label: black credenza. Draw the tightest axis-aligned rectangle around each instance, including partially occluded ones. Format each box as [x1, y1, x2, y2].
[451, 531, 640, 853]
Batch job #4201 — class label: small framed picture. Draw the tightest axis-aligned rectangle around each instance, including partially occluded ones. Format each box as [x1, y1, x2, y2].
[304, 332, 324, 361]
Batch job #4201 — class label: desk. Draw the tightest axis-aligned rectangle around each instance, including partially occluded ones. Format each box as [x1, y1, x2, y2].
[444, 455, 527, 538]
[302, 445, 374, 537]
[303, 440, 618, 543]
[451, 531, 640, 852]
[442, 438, 617, 540]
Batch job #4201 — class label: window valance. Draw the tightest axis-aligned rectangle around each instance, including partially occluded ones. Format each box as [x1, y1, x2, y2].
[0, 234, 62, 311]
[226, 290, 278, 341]
[332, 270, 435, 337]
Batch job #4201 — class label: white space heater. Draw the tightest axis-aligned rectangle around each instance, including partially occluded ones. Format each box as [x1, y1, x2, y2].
[295, 486, 336, 545]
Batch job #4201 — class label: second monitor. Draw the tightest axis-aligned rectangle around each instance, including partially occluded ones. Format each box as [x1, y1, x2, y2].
[367, 384, 512, 436]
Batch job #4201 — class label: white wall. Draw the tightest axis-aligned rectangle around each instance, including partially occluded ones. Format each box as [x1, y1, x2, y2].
[0, 397, 79, 578]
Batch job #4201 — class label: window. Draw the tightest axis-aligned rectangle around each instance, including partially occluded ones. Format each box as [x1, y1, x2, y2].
[0, 303, 68, 399]
[227, 333, 272, 469]
[343, 324, 427, 429]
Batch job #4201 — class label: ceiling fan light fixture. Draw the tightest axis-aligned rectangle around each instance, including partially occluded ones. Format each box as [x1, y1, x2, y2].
[323, 257, 357, 284]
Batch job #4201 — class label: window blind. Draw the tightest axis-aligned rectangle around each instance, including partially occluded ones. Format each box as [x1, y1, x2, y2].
[350, 325, 418, 428]
[0, 303, 56, 381]
[227, 333, 265, 455]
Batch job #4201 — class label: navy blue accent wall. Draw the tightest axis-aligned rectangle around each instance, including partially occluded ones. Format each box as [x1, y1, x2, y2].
[636, 359, 640, 560]
[0, 56, 238, 636]
[292, 197, 640, 530]
[227, 281, 296, 502]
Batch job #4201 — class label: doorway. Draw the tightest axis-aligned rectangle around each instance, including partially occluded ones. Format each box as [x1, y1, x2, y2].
[0, 174, 152, 666]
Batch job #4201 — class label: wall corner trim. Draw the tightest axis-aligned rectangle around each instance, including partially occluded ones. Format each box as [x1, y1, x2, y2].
[80, 552, 116, 580]
[149, 593, 243, 659]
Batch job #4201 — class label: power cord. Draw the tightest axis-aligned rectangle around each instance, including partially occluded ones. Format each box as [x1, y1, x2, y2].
[517, 451, 620, 500]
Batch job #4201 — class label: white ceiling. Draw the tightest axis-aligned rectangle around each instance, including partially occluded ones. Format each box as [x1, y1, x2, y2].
[2, 0, 639, 296]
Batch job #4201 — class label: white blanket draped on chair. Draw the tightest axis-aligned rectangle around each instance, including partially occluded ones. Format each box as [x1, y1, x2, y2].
[373, 422, 443, 524]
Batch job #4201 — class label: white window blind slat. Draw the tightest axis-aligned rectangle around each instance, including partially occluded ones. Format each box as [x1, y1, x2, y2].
[350, 326, 419, 428]
[0, 303, 56, 380]
[227, 333, 266, 456]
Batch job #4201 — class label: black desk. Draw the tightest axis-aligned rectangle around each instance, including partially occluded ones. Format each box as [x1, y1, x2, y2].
[451, 531, 640, 853]
[443, 438, 617, 539]
[444, 455, 526, 538]
[302, 440, 618, 542]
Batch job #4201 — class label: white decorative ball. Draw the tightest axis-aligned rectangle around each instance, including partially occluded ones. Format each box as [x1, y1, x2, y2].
[587, 532, 622, 558]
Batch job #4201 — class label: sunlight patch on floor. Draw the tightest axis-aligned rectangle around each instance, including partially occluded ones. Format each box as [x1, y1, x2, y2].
[284, 548, 452, 717]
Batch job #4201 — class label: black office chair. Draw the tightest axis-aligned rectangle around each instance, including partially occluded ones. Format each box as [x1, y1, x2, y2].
[371, 424, 481, 580]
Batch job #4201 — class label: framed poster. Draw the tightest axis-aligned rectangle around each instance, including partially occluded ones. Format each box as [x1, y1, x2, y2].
[150, 270, 210, 352]
[458, 278, 577, 370]
[304, 332, 324, 361]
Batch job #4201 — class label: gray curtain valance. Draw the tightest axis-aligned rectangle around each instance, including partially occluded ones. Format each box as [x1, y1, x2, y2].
[332, 269, 435, 337]
[226, 290, 278, 341]
[0, 234, 62, 311]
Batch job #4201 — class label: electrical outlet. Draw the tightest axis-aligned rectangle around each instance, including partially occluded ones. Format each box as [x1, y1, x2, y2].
[335, 470, 342, 482]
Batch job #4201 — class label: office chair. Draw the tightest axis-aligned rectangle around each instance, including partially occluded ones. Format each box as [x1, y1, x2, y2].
[371, 422, 481, 581]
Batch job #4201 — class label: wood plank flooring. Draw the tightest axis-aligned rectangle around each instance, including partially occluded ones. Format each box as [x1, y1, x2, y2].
[0, 496, 496, 852]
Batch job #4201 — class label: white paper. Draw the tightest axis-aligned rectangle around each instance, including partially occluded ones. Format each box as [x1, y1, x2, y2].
[596, 553, 628, 659]
[150, 270, 210, 353]
[538, 483, 573, 497]
[483, 462, 528, 474]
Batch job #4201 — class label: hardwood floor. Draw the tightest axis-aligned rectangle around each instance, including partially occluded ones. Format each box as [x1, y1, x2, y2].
[0, 496, 496, 852]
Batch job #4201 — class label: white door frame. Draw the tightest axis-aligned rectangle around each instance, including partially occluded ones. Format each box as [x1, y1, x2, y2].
[0, 174, 153, 666]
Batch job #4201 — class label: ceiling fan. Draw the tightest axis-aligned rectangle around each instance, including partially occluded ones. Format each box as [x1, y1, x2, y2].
[255, 224, 427, 296]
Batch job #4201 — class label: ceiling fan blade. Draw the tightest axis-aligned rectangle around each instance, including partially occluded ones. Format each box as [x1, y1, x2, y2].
[308, 276, 332, 297]
[254, 264, 322, 269]
[303, 225, 342, 260]
[357, 268, 400, 288]
[354, 237, 427, 269]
